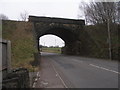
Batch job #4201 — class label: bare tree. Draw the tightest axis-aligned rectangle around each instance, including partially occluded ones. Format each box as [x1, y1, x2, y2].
[117, 1, 120, 24]
[79, 2, 118, 25]
[78, 2, 119, 60]
[0, 14, 9, 20]
[20, 10, 28, 21]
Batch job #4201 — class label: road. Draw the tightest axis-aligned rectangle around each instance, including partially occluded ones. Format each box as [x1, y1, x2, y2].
[40, 52, 119, 88]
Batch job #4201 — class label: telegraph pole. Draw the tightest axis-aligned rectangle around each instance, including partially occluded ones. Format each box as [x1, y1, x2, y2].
[55, 38, 56, 47]
[44, 42, 45, 46]
[106, 2, 112, 60]
[107, 18, 112, 60]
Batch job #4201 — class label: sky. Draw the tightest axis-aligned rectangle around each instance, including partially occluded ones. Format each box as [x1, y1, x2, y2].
[1, 0, 87, 47]
[0, 0, 87, 20]
[40, 35, 65, 47]
[1, 0, 118, 47]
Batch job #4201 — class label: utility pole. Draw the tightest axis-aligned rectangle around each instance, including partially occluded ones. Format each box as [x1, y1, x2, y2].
[44, 42, 45, 46]
[106, 2, 112, 60]
[107, 18, 112, 60]
[55, 38, 56, 47]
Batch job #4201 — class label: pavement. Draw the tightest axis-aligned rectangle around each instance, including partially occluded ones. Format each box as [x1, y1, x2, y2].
[34, 52, 119, 88]
[34, 54, 65, 88]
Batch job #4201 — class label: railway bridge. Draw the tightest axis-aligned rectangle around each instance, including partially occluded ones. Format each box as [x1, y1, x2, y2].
[29, 16, 88, 55]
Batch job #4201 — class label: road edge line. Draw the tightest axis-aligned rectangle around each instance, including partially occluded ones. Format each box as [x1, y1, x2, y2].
[51, 63, 68, 88]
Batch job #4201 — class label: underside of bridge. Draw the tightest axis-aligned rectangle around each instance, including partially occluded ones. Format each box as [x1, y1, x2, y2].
[29, 16, 85, 55]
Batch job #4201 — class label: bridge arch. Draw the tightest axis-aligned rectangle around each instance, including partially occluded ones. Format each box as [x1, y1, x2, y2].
[38, 25, 78, 45]
[29, 16, 85, 54]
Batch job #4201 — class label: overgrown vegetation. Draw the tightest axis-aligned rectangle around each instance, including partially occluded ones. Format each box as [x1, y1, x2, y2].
[78, 2, 119, 60]
[85, 24, 119, 60]
[2, 20, 38, 72]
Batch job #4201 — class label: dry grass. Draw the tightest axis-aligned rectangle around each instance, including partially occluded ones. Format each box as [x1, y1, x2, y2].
[2, 20, 38, 72]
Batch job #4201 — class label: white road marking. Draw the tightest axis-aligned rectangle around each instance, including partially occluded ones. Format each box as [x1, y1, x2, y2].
[37, 72, 41, 78]
[33, 82, 36, 88]
[51, 63, 68, 88]
[33, 72, 40, 88]
[35, 78, 38, 82]
[37, 72, 39, 77]
[89, 64, 120, 74]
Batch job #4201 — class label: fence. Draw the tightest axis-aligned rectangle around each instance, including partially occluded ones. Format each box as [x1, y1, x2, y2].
[0, 39, 11, 89]
[1, 39, 30, 88]
[1, 39, 11, 79]
[2, 68, 30, 88]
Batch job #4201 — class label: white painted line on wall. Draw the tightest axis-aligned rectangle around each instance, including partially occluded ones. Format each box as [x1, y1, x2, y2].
[51, 63, 68, 88]
[89, 64, 120, 74]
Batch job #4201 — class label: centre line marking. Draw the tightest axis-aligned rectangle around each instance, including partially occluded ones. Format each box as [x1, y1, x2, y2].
[89, 64, 120, 74]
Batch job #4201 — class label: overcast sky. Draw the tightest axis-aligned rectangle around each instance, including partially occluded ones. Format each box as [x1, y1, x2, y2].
[40, 35, 65, 47]
[1, 0, 115, 47]
[0, 0, 86, 20]
[0, 0, 87, 47]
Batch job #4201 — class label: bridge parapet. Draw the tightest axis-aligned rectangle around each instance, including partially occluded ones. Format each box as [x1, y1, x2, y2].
[29, 16, 85, 25]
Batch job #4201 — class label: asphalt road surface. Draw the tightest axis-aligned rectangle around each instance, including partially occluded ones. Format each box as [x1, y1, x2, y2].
[41, 52, 119, 88]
